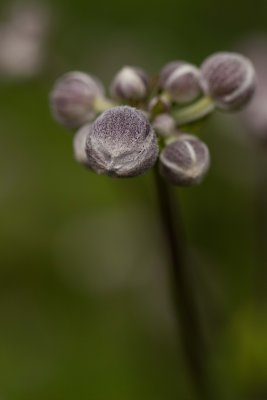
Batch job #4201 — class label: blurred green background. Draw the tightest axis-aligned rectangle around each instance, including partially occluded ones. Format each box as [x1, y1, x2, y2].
[0, 0, 267, 399]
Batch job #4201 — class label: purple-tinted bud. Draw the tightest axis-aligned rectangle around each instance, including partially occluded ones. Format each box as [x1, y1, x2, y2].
[152, 113, 176, 137]
[201, 52, 256, 110]
[159, 61, 203, 103]
[50, 71, 104, 129]
[160, 134, 210, 186]
[237, 36, 267, 144]
[110, 66, 149, 101]
[85, 106, 158, 177]
[73, 124, 91, 166]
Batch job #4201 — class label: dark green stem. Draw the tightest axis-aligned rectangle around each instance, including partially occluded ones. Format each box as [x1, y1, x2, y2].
[153, 167, 211, 400]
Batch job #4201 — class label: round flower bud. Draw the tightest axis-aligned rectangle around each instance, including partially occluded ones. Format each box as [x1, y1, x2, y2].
[73, 123, 91, 167]
[50, 71, 105, 129]
[159, 134, 210, 186]
[201, 52, 256, 110]
[152, 113, 176, 137]
[238, 37, 267, 144]
[85, 106, 158, 177]
[159, 61, 203, 103]
[110, 66, 149, 101]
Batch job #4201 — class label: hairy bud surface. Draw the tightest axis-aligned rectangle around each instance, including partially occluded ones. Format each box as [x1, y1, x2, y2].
[86, 106, 159, 177]
[159, 61, 203, 103]
[51, 71, 104, 129]
[110, 66, 149, 101]
[201, 52, 256, 110]
[160, 134, 210, 186]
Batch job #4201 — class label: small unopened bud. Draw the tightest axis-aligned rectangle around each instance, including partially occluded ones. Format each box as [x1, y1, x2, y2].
[85, 106, 158, 177]
[73, 124, 91, 167]
[160, 134, 210, 186]
[201, 52, 256, 110]
[50, 71, 104, 129]
[152, 113, 176, 137]
[110, 66, 149, 101]
[159, 61, 203, 103]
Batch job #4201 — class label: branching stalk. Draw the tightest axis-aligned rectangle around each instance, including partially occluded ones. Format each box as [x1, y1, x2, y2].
[153, 166, 211, 400]
[172, 96, 215, 126]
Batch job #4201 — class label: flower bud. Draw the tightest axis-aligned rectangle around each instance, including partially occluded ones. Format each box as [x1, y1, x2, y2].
[152, 113, 176, 137]
[159, 134, 210, 186]
[238, 37, 267, 144]
[201, 52, 256, 110]
[159, 61, 203, 103]
[50, 71, 105, 129]
[73, 124, 91, 167]
[85, 106, 158, 177]
[110, 66, 149, 101]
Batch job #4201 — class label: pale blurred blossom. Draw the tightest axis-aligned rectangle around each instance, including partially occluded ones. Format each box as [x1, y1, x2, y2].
[239, 35, 267, 144]
[0, 2, 50, 79]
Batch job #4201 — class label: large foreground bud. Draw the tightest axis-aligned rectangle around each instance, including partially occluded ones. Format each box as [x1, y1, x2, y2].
[85, 106, 159, 177]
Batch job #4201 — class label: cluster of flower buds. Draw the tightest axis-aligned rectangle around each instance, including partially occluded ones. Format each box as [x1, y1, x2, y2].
[50, 52, 256, 186]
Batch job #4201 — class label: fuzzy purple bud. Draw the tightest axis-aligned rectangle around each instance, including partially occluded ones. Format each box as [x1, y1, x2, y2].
[50, 71, 104, 129]
[201, 52, 256, 110]
[238, 37, 267, 144]
[152, 113, 176, 137]
[85, 106, 159, 177]
[160, 134, 210, 186]
[73, 124, 92, 167]
[159, 61, 203, 103]
[110, 66, 149, 101]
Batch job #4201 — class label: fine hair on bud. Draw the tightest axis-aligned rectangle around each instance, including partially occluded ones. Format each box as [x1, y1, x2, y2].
[160, 134, 210, 186]
[201, 52, 256, 110]
[73, 123, 92, 167]
[110, 66, 149, 101]
[159, 61, 203, 103]
[85, 106, 159, 177]
[50, 71, 104, 129]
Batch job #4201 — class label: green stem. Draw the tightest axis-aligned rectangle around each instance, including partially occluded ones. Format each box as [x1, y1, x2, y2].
[153, 166, 211, 400]
[93, 97, 116, 114]
[172, 96, 215, 127]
